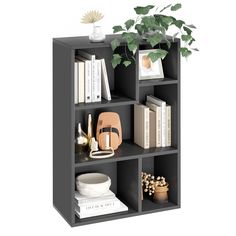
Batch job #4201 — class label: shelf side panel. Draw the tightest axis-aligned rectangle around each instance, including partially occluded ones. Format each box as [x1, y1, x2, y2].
[53, 41, 74, 225]
[117, 159, 139, 211]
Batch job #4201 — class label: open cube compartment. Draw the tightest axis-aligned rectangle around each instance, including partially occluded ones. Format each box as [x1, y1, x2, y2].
[139, 84, 179, 148]
[74, 159, 139, 224]
[142, 154, 180, 212]
[75, 46, 137, 108]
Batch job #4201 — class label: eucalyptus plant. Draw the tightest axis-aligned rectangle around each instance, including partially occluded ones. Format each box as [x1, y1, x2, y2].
[111, 3, 198, 68]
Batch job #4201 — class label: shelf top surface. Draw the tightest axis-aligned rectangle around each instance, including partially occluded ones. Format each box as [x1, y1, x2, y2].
[53, 34, 179, 49]
[75, 140, 178, 167]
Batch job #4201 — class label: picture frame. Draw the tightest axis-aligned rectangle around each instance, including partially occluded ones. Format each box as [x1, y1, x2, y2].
[139, 49, 164, 80]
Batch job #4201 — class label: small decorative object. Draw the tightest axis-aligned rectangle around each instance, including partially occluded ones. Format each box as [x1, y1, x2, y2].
[87, 114, 93, 148]
[96, 112, 122, 151]
[75, 123, 88, 153]
[111, 3, 198, 68]
[139, 49, 164, 80]
[89, 136, 115, 159]
[81, 10, 105, 42]
[141, 172, 169, 203]
[76, 173, 111, 197]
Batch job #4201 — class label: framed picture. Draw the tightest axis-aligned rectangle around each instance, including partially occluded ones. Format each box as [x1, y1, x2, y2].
[139, 49, 164, 80]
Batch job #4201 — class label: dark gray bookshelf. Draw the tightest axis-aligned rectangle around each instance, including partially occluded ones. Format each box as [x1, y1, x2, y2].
[53, 34, 181, 227]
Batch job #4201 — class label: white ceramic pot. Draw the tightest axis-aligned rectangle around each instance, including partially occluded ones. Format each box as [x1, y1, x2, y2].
[76, 173, 111, 197]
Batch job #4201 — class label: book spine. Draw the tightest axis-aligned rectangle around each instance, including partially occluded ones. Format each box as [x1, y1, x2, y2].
[74, 61, 78, 104]
[78, 199, 120, 213]
[75, 201, 128, 219]
[144, 107, 150, 149]
[85, 61, 91, 103]
[101, 59, 111, 101]
[75, 195, 115, 205]
[166, 106, 171, 146]
[161, 103, 166, 147]
[149, 110, 156, 148]
[78, 62, 85, 103]
[93, 60, 101, 102]
[156, 106, 161, 147]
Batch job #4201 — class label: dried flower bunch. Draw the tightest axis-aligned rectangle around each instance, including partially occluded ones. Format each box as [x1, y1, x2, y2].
[81, 10, 104, 24]
[141, 172, 168, 196]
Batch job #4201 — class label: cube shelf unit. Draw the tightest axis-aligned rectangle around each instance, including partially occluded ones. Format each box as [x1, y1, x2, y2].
[53, 34, 180, 227]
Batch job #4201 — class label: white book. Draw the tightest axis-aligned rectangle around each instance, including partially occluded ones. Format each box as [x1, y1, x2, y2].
[101, 59, 111, 101]
[93, 60, 101, 102]
[78, 198, 120, 214]
[74, 190, 115, 205]
[146, 101, 161, 147]
[76, 55, 91, 103]
[77, 60, 85, 103]
[74, 61, 78, 104]
[75, 199, 128, 219]
[166, 105, 171, 147]
[146, 95, 166, 147]
[134, 104, 149, 149]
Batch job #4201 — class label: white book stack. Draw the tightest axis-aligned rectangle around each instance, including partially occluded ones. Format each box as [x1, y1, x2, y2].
[74, 51, 111, 104]
[74, 190, 128, 219]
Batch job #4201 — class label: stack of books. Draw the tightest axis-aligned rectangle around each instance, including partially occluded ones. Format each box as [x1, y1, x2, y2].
[74, 190, 128, 219]
[74, 51, 111, 104]
[134, 95, 171, 149]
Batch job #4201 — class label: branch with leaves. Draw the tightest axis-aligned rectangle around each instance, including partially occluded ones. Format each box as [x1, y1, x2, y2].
[111, 3, 198, 68]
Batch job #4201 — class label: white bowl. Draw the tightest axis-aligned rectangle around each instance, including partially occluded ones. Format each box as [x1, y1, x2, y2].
[76, 173, 111, 197]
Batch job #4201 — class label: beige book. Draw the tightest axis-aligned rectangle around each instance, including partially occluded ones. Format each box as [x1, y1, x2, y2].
[166, 105, 171, 146]
[134, 104, 149, 149]
[149, 110, 156, 148]
[146, 101, 161, 147]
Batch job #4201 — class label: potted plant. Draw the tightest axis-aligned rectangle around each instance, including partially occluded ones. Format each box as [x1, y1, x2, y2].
[111, 3, 198, 68]
[142, 172, 169, 203]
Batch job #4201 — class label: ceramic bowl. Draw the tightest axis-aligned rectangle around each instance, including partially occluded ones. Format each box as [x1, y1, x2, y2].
[76, 173, 111, 197]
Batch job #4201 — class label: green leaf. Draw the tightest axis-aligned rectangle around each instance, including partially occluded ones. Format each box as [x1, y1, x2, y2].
[146, 33, 163, 47]
[163, 38, 171, 49]
[111, 39, 120, 51]
[154, 15, 170, 30]
[127, 40, 138, 54]
[173, 20, 185, 28]
[148, 49, 168, 62]
[125, 19, 135, 30]
[123, 60, 132, 67]
[180, 47, 192, 57]
[181, 34, 192, 42]
[160, 4, 172, 13]
[186, 24, 196, 29]
[135, 24, 145, 34]
[171, 3, 182, 11]
[134, 5, 154, 15]
[189, 38, 195, 46]
[122, 32, 137, 44]
[161, 16, 174, 25]
[141, 16, 156, 29]
[154, 25, 166, 35]
[183, 26, 192, 35]
[111, 54, 122, 68]
[113, 25, 124, 33]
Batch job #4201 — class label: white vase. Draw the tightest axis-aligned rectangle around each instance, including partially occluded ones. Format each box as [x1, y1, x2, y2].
[89, 25, 105, 42]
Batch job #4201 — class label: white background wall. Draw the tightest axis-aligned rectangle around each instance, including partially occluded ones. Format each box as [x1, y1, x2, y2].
[0, 0, 236, 235]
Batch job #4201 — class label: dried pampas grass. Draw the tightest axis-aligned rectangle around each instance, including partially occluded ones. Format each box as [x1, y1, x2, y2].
[81, 10, 104, 24]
